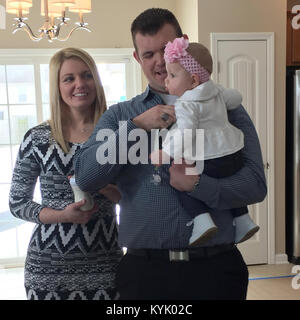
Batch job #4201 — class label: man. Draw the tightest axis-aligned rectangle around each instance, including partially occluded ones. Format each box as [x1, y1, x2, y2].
[74, 8, 267, 300]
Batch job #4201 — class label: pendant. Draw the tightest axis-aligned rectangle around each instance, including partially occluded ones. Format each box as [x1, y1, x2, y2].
[150, 166, 161, 185]
[151, 174, 161, 185]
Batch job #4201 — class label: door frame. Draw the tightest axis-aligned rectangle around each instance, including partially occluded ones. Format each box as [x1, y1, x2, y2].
[0, 5, 5, 30]
[210, 32, 275, 264]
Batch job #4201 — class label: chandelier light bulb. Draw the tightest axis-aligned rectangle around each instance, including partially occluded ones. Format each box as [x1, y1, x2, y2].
[6, 3, 30, 15]
[51, 0, 76, 6]
[41, 0, 65, 17]
[69, 0, 91, 13]
[6, 0, 32, 8]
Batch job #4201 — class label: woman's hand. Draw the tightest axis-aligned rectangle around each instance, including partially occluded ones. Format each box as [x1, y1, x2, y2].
[62, 200, 98, 224]
[99, 184, 121, 203]
[39, 200, 98, 224]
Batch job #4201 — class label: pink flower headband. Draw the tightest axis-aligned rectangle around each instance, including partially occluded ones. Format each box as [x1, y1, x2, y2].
[164, 36, 189, 63]
[164, 37, 210, 83]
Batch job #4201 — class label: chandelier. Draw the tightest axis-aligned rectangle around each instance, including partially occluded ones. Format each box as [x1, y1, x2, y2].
[6, 0, 92, 42]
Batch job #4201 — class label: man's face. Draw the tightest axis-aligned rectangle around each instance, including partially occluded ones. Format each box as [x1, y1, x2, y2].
[133, 24, 178, 93]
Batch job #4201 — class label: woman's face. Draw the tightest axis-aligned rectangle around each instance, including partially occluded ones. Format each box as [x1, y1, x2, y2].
[59, 58, 97, 111]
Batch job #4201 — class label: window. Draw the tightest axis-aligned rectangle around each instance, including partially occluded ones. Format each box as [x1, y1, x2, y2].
[0, 48, 141, 266]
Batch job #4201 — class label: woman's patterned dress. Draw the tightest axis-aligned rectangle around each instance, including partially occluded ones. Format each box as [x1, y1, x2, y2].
[9, 122, 122, 300]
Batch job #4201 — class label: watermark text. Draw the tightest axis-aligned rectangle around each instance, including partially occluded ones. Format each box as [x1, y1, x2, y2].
[95, 122, 205, 175]
[292, 265, 300, 290]
[292, 5, 300, 30]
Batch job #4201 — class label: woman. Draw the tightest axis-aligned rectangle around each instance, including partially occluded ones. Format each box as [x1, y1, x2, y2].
[9, 48, 122, 300]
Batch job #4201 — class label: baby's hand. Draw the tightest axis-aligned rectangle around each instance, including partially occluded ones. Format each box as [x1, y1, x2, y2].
[150, 150, 170, 166]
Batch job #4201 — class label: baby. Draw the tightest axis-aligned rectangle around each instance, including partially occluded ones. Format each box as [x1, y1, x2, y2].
[151, 37, 259, 246]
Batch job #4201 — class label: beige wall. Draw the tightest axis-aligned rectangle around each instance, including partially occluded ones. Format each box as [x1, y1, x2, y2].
[175, 0, 199, 41]
[0, 0, 287, 256]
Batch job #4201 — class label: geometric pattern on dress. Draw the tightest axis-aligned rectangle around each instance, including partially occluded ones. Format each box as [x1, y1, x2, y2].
[10, 122, 122, 300]
[26, 288, 119, 300]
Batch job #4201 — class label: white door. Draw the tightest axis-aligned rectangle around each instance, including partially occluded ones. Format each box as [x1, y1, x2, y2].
[216, 40, 269, 264]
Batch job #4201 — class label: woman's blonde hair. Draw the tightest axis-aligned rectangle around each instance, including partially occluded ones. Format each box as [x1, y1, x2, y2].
[48, 47, 107, 153]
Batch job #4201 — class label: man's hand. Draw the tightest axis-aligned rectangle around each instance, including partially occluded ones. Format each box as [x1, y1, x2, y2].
[169, 160, 200, 192]
[133, 104, 176, 131]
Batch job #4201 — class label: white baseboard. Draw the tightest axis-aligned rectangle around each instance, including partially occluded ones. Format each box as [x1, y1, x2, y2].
[275, 253, 289, 264]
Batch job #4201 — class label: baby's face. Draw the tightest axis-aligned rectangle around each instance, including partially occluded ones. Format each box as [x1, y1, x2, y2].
[165, 62, 194, 96]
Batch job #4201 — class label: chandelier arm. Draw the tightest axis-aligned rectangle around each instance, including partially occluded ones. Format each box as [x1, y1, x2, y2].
[54, 20, 66, 37]
[13, 20, 44, 42]
[45, 20, 67, 41]
[56, 25, 91, 42]
[8, 2, 93, 42]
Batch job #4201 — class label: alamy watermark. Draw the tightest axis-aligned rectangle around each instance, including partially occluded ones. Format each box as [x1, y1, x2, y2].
[95, 121, 204, 175]
[292, 265, 300, 290]
[292, 5, 300, 30]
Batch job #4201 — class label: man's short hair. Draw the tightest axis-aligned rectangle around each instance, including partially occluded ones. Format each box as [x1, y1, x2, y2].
[131, 8, 183, 53]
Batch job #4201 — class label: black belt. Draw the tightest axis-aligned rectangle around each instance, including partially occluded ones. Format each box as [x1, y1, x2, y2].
[127, 243, 235, 262]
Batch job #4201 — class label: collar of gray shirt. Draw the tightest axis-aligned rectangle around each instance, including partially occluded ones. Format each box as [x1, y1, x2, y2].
[150, 88, 178, 106]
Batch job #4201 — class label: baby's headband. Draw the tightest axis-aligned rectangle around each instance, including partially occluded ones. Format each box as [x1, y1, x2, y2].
[164, 37, 210, 83]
